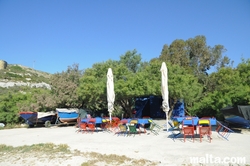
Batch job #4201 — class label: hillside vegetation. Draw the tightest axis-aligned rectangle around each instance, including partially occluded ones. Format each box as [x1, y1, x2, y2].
[0, 64, 51, 83]
[0, 63, 83, 125]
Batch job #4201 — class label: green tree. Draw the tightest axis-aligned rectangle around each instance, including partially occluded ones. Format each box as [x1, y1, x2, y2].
[78, 50, 152, 117]
[0, 92, 33, 124]
[120, 49, 142, 73]
[50, 64, 83, 108]
[77, 61, 114, 112]
[192, 59, 250, 119]
[158, 35, 232, 113]
[159, 35, 230, 85]
[78, 52, 203, 118]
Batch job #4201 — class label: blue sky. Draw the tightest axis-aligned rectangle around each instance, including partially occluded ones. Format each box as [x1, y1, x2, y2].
[0, 0, 249, 74]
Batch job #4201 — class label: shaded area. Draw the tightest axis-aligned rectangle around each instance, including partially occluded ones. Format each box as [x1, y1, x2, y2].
[135, 96, 185, 119]
[220, 105, 250, 128]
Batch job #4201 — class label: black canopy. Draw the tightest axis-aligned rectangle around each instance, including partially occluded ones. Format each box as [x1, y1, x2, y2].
[220, 105, 250, 120]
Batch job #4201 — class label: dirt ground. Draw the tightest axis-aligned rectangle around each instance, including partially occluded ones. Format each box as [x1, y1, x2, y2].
[0, 120, 249, 166]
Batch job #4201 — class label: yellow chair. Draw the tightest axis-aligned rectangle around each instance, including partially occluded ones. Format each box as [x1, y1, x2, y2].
[115, 124, 127, 136]
[130, 119, 138, 124]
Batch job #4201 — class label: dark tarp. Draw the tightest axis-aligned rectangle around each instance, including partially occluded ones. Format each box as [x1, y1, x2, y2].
[135, 96, 165, 119]
[79, 108, 88, 119]
[135, 97, 150, 118]
[135, 96, 185, 119]
[220, 105, 250, 128]
[171, 100, 185, 118]
[220, 105, 250, 120]
[237, 105, 250, 120]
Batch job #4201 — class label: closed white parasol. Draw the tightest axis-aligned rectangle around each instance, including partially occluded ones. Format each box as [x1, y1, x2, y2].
[107, 68, 115, 122]
[160, 62, 170, 131]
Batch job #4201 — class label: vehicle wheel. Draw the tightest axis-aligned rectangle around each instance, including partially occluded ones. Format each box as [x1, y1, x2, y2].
[45, 121, 51, 127]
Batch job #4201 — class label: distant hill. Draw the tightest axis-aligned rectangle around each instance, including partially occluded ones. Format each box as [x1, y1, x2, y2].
[0, 64, 51, 89]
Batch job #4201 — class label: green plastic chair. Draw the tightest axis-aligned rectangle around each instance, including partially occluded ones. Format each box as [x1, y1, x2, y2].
[127, 124, 140, 136]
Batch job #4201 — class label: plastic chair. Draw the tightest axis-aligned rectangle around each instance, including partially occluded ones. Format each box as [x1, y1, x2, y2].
[148, 120, 162, 135]
[110, 119, 120, 132]
[75, 118, 88, 134]
[138, 119, 149, 133]
[148, 122, 159, 135]
[216, 121, 234, 141]
[115, 124, 128, 136]
[168, 121, 181, 141]
[198, 119, 212, 142]
[76, 118, 88, 134]
[100, 118, 109, 131]
[130, 119, 138, 124]
[130, 119, 142, 132]
[87, 123, 96, 133]
[127, 123, 140, 136]
[87, 118, 96, 133]
[182, 118, 195, 142]
[79, 122, 88, 134]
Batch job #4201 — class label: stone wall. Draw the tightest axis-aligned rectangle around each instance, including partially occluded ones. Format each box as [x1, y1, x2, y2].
[0, 60, 7, 69]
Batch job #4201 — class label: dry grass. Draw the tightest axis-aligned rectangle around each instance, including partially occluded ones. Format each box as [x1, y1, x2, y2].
[0, 143, 158, 166]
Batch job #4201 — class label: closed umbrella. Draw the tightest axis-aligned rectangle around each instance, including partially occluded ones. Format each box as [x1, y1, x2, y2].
[107, 68, 115, 122]
[160, 62, 170, 131]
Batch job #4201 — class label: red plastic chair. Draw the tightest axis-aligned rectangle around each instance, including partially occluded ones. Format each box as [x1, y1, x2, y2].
[76, 118, 88, 133]
[80, 122, 88, 134]
[100, 119, 110, 132]
[86, 118, 96, 133]
[198, 119, 212, 143]
[87, 123, 96, 133]
[110, 120, 120, 132]
[182, 118, 195, 142]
